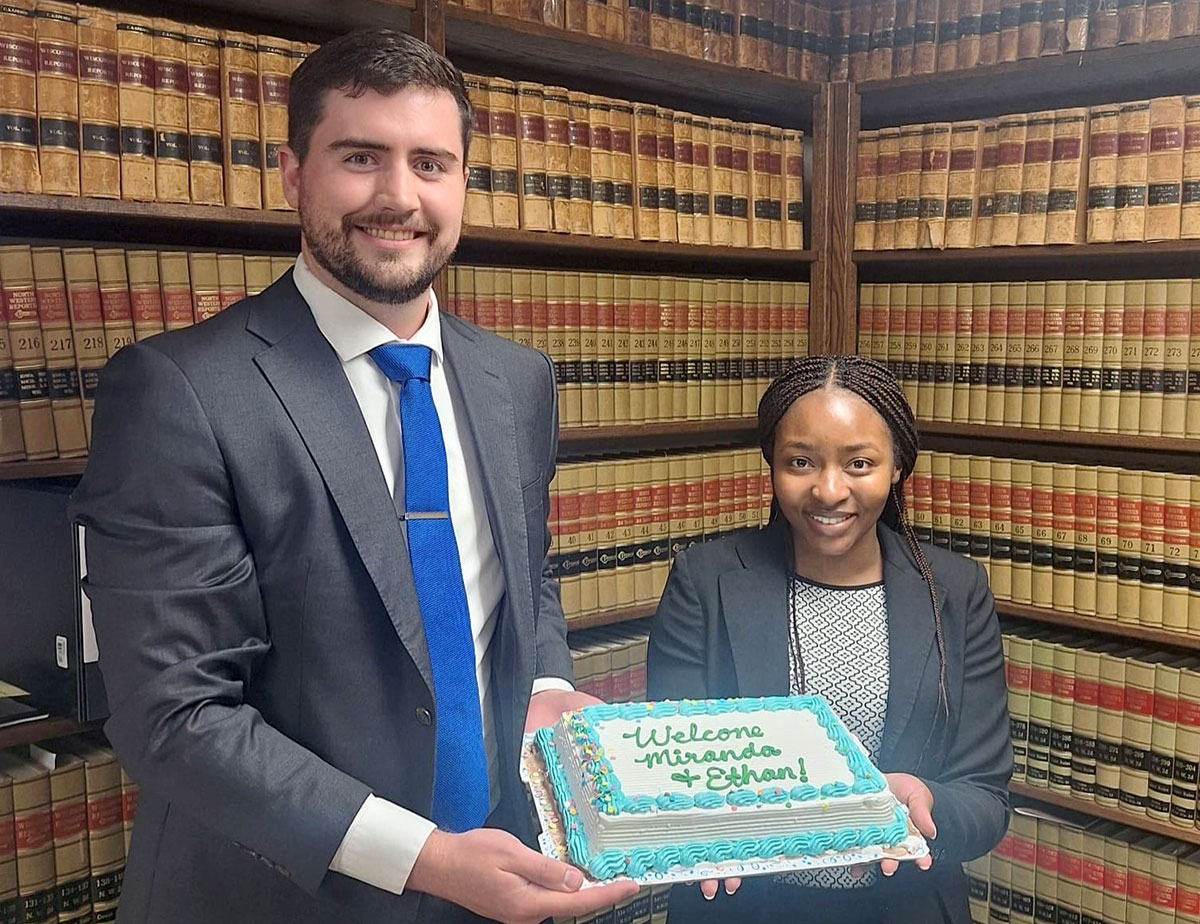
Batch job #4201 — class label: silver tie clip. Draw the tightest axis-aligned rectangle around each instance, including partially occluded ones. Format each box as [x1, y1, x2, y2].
[399, 511, 449, 520]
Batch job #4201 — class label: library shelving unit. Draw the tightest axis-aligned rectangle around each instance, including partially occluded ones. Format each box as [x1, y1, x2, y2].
[0, 0, 817, 738]
[847, 34, 1200, 848]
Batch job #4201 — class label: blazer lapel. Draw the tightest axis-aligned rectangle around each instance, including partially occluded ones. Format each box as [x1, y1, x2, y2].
[440, 318, 534, 685]
[878, 525, 941, 765]
[720, 521, 790, 697]
[247, 275, 433, 693]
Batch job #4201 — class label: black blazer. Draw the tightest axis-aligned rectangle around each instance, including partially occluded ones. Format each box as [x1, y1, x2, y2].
[70, 273, 572, 924]
[647, 519, 1012, 924]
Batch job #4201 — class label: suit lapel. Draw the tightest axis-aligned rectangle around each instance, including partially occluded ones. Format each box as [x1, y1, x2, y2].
[247, 275, 433, 693]
[440, 318, 533, 684]
[878, 526, 941, 765]
[720, 521, 790, 697]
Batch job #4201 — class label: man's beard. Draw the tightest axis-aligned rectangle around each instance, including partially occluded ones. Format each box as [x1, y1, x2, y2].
[301, 204, 453, 305]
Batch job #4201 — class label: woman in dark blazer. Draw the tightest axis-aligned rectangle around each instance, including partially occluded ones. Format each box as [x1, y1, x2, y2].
[647, 355, 1012, 924]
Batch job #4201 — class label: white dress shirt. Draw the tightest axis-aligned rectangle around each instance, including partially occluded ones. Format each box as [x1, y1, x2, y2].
[291, 255, 571, 896]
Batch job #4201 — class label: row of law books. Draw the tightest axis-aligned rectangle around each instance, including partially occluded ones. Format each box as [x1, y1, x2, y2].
[1, 739, 137, 924]
[849, 0, 1200, 85]
[0, 244, 295, 463]
[569, 622, 650, 703]
[461, 74, 805, 249]
[855, 96, 1200, 251]
[445, 266, 810, 427]
[964, 811, 1200, 924]
[448, 0, 835, 80]
[1002, 625, 1200, 827]
[0, 2, 315, 209]
[904, 451, 1200, 631]
[550, 448, 770, 618]
[857, 279, 1200, 439]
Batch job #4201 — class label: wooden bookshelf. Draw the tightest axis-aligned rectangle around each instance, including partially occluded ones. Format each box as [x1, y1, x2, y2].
[167, 0, 413, 36]
[855, 241, 1200, 282]
[444, 6, 821, 128]
[0, 420, 759, 480]
[566, 603, 656, 633]
[998, 601, 1200, 653]
[1011, 781, 1200, 845]
[858, 34, 1200, 128]
[0, 716, 101, 751]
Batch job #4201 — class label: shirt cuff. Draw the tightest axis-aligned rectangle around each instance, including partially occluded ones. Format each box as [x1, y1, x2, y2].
[531, 676, 575, 695]
[329, 794, 437, 896]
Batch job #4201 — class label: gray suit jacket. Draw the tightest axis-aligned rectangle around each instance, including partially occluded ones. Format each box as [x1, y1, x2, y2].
[69, 273, 572, 924]
[648, 519, 1012, 924]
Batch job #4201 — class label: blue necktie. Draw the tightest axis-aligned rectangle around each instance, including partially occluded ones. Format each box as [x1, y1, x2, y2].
[369, 343, 490, 832]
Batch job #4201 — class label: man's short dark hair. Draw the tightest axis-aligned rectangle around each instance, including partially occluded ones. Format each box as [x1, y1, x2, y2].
[288, 30, 472, 162]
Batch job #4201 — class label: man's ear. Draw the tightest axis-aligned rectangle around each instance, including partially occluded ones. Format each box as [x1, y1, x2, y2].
[278, 145, 302, 210]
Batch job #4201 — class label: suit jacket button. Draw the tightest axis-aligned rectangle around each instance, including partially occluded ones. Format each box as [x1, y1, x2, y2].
[415, 706, 433, 726]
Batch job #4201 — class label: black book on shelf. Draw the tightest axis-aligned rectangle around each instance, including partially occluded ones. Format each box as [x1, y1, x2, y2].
[0, 683, 50, 729]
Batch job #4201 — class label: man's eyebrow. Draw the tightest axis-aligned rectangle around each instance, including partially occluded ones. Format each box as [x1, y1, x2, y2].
[412, 146, 461, 163]
[327, 138, 390, 152]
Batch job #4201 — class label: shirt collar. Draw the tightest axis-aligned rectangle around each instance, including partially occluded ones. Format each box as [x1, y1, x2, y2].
[293, 251, 444, 366]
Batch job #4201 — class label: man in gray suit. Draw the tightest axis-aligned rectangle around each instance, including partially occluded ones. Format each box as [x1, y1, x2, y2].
[70, 30, 637, 924]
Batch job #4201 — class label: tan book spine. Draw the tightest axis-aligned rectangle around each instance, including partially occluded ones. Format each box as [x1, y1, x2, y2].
[655, 277, 673, 420]
[1046, 108, 1088, 245]
[919, 122, 951, 249]
[1050, 641, 1077, 793]
[884, 283, 904, 382]
[1117, 469, 1145, 623]
[151, 19, 188, 204]
[917, 282, 938, 419]
[1151, 843, 1186, 924]
[594, 461, 617, 608]
[268, 256, 293, 282]
[990, 457, 1013, 598]
[125, 250, 164, 340]
[1009, 813, 1037, 923]
[656, 107, 678, 243]
[1193, 476, 1200, 634]
[517, 83, 552, 233]
[874, 127, 901, 250]
[933, 282, 956, 421]
[687, 115, 710, 245]
[716, 278, 733, 417]
[1060, 281, 1085, 429]
[989, 831, 1015, 923]
[1018, 111, 1055, 246]
[0, 773, 16, 924]
[610, 101, 636, 240]
[685, 278, 703, 419]
[157, 250, 192, 332]
[1161, 278, 1189, 437]
[1073, 644, 1102, 799]
[930, 450, 952, 550]
[1099, 279, 1126, 433]
[1057, 826, 1085, 924]
[1127, 836, 1156, 924]
[1174, 665, 1200, 826]
[543, 87, 570, 234]
[1119, 0, 1147, 44]
[1115, 99, 1151, 243]
[894, 124, 923, 250]
[0, 755, 55, 924]
[701, 451, 721, 544]
[1016, 0, 1045, 58]
[464, 75, 493, 228]
[672, 112, 693, 245]
[1173, 0, 1200, 36]
[1150, 662, 1182, 820]
[949, 453, 972, 557]
[1089, 0, 1119, 44]
[974, 119, 999, 247]
[959, 0, 985, 67]
[969, 456, 994, 580]
[1080, 281, 1105, 431]
[634, 104, 660, 242]
[216, 253, 245, 312]
[992, 115, 1027, 246]
[1031, 461, 1055, 607]
[628, 276, 647, 422]
[1081, 828, 1108, 924]
[968, 283, 990, 422]
[756, 280, 773, 405]
[1141, 472, 1167, 629]
[1141, 278, 1167, 436]
[184, 27, 222, 206]
[1087, 104, 1121, 244]
[532, 269, 550, 355]
[779, 127, 801, 250]
[729, 120, 750, 247]
[0, 1, 41, 193]
[557, 465, 581, 617]
[62, 247, 105, 443]
[186, 252, 220, 324]
[1122, 652, 1161, 814]
[1022, 282, 1046, 426]
[1066, 0, 1090, 47]
[1096, 649, 1127, 806]
[748, 123, 772, 249]
[596, 273, 616, 423]
[117, 13, 155, 201]
[76, 6, 119, 199]
[1096, 465, 1121, 620]
[32, 246, 87, 457]
[985, 281, 1009, 425]
[34, 1, 80, 197]
[667, 279, 685, 419]
[998, 0, 1020, 61]
[612, 459, 635, 606]
[0, 244, 55, 459]
[0, 293, 24, 461]
[952, 284, 973, 420]
[33, 751, 91, 921]
[1075, 466, 1099, 616]
[1042, 0, 1068, 54]
[945, 122, 981, 249]
[855, 131, 880, 251]
[911, 450, 934, 544]
[1028, 636, 1056, 785]
[563, 272, 583, 426]
[1120, 280, 1146, 436]
[577, 462, 598, 615]
[93, 248, 134, 361]
[903, 283, 922, 408]
[1011, 459, 1034, 603]
[699, 279, 717, 419]
[1052, 463, 1077, 615]
[848, 0, 873, 77]
[1147, 96, 1185, 242]
[578, 272, 598, 423]
[1004, 282, 1028, 426]
[490, 78, 520, 230]
[1183, 97, 1200, 239]
[256, 36, 290, 211]
[1191, 279, 1200, 435]
[220, 31, 261, 209]
[1165, 474, 1191, 630]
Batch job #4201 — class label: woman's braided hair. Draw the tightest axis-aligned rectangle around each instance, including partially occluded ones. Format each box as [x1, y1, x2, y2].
[757, 355, 949, 722]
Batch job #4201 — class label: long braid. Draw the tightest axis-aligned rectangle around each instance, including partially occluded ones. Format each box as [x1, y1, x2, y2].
[758, 356, 950, 739]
